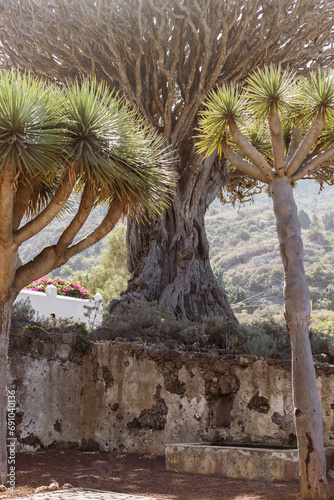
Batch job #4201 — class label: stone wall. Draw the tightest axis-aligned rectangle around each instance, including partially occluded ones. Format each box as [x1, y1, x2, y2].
[7, 329, 334, 454]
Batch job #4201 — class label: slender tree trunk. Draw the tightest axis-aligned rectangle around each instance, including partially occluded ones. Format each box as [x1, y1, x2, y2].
[110, 149, 236, 322]
[0, 297, 13, 485]
[0, 237, 17, 485]
[271, 177, 328, 500]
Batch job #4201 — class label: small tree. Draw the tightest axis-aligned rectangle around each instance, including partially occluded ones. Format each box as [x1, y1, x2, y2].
[0, 71, 174, 484]
[298, 209, 311, 230]
[73, 225, 130, 304]
[197, 66, 334, 499]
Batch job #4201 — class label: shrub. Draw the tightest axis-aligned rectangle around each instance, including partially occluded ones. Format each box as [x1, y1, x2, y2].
[202, 316, 250, 350]
[102, 300, 189, 340]
[25, 276, 91, 299]
[298, 209, 311, 229]
[102, 300, 287, 357]
[238, 228, 250, 241]
[309, 318, 334, 357]
[244, 332, 277, 357]
[12, 298, 36, 321]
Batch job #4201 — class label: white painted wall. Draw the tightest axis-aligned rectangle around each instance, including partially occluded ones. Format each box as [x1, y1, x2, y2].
[14, 285, 103, 326]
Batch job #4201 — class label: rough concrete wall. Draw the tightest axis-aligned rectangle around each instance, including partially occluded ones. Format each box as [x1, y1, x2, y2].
[7, 329, 334, 454]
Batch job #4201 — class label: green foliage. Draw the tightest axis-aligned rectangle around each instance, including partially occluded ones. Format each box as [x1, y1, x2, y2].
[312, 316, 334, 336]
[238, 228, 250, 241]
[245, 64, 294, 118]
[73, 225, 129, 305]
[310, 317, 334, 356]
[213, 268, 248, 306]
[197, 65, 334, 179]
[0, 70, 65, 177]
[23, 324, 45, 332]
[197, 84, 243, 157]
[298, 70, 334, 125]
[307, 226, 327, 245]
[103, 300, 189, 340]
[12, 298, 35, 321]
[322, 210, 334, 230]
[201, 316, 244, 350]
[244, 332, 277, 357]
[63, 79, 175, 214]
[298, 210, 311, 229]
[74, 324, 93, 353]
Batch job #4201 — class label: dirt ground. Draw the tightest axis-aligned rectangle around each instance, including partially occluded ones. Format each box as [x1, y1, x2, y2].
[1, 449, 334, 500]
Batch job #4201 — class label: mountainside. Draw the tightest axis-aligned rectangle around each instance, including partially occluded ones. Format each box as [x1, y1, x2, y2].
[207, 180, 334, 310]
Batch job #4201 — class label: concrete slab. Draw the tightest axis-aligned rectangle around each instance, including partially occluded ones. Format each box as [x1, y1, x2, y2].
[165, 443, 299, 482]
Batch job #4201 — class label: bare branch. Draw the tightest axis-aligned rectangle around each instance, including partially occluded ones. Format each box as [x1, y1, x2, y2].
[291, 146, 334, 182]
[56, 184, 96, 255]
[14, 164, 79, 247]
[0, 167, 14, 244]
[2, 0, 334, 149]
[286, 112, 325, 177]
[221, 138, 268, 183]
[229, 118, 274, 182]
[268, 106, 285, 176]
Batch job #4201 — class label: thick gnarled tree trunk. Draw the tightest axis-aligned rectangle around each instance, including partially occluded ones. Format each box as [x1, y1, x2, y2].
[271, 177, 328, 500]
[111, 149, 236, 321]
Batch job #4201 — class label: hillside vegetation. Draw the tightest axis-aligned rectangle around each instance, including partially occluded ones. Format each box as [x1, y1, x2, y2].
[207, 180, 334, 311]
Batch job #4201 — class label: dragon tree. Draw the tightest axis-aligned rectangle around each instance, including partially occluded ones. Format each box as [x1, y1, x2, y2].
[1, 0, 334, 319]
[197, 66, 334, 500]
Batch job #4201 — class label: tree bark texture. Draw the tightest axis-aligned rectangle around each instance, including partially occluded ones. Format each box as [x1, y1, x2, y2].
[0, 241, 17, 485]
[271, 177, 328, 500]
[0, 298, 13, 485]
[110, 148, 236, 321]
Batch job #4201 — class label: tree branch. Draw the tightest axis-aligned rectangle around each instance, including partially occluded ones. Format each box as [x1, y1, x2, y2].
[268, 105, 285, 176]
[12, 179, 35, 232]
[0, 167, 14, 245]
[285, 121, 302, 169]
[56, 184, 96, 255]
[14, 164, 79, 247]
[63, 198, 125, 260]
[229, 118, 274, 181]
[286, 112, 325, 177]
[221, 138, 268, 183]
[291, 146, 334, 182]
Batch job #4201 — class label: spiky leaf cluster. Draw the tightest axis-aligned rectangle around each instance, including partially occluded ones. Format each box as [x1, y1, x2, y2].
[197, 85, 243, 158]
[197, 66, 334, 194]
[0, 70, 65, 178]
[0, 71, 175, 218]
